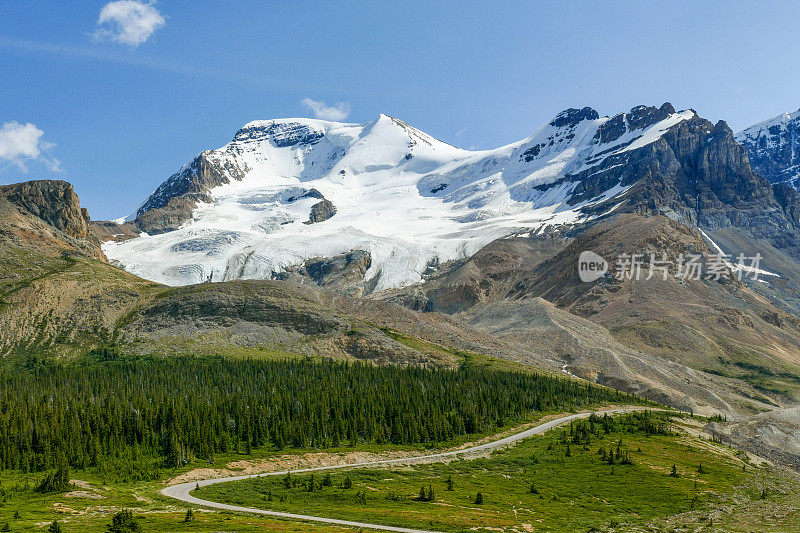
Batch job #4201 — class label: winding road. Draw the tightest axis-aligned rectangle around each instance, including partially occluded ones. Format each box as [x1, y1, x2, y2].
[162, 407, 656, 532]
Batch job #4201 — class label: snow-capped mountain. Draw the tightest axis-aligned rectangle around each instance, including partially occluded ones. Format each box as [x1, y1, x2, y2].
[104, 103, 696, 291]
[737, 109, 800, 189]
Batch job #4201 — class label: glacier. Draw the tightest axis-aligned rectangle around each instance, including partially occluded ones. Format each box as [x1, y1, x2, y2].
[103, 107, 696, 291]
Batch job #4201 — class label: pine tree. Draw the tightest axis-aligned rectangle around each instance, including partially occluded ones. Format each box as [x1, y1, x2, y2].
[474, 492, 484, 505]
[446, 475, 453, 491]
[183, 508, 194, 522]
[670, 464, 679, 478]
[107, 509, 141, 533]
[48, 521, 63, 533]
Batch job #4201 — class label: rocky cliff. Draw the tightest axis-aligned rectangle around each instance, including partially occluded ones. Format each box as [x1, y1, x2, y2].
[0, 180, 104, 260]
[135, 151, 247, 234]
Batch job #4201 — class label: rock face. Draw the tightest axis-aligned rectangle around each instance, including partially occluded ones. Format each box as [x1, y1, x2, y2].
[1, 180, 91, 240]
[135, 151, 247, 234]
[306, 199, 336, 223]
[737, 109, 800, 189]
[0, 180, 104, 260]
[563, 113, 800, 260]
[274, 250, 371, 296]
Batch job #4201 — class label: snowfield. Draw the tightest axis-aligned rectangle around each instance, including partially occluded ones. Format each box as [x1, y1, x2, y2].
[104, 109, 695, 291]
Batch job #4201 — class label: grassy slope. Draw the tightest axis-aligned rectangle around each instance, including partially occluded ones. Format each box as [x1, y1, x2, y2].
[0, 409, 606, 532]
[0, 406, 796, 531]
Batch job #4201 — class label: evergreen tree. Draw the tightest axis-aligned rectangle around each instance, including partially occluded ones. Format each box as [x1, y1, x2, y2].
[107, 509, 141, 533]
[670, 464, 679, 478]
[474, 492, 484, 505]
[36, 464, 70, 493]
[183, 508, 194, 522]
[48, 522, 63, 533]
[446, 475, 453, 491]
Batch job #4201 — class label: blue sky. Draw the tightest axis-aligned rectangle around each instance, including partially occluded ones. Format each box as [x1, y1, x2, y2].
[2, 1, 799, 219]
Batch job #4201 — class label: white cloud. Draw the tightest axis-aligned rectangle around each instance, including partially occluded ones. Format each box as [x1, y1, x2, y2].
[0, 122, 62, 172]
[301, 97, 351, 121]
[93, 1, 165, 47]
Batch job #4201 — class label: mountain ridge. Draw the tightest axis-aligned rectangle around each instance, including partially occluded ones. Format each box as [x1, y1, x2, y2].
[105, 103, 713, 290]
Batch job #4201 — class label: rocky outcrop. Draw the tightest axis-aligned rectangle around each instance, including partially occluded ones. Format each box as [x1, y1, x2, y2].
[135, 151, 246, 234]
[1, 180, 91, 239]
[233, 121, 325, 147]
[306, 199, 336, 224]
[548, 107, 600, 128]
[274, 250, 371, 296]
[0, 180, 104, 259]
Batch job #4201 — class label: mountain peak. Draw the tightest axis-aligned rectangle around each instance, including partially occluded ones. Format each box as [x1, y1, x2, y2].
[109, 103, 707, 289]
[737, 108, 800, 189]
[548, 107, 600, 128]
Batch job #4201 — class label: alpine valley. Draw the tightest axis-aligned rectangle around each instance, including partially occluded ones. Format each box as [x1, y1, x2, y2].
[4, 102, 800, 531]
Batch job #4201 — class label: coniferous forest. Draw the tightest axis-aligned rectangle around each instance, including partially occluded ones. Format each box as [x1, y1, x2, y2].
[0, 355, 632, 481]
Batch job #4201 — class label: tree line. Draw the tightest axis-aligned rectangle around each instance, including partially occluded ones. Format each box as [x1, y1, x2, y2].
[0, 355, 632, 480]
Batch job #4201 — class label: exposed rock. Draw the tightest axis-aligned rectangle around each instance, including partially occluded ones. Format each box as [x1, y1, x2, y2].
[378, 236, 568, 313]
[306, 199, 336, 224]
[567, 113, 800, 259]
[136, 281, 345, 335]
[89, 220, 140, 243]
[1, 180, 91, 239]
[773, 183, 800, 227]
[233, 121, 325, 147]
[549, 107, 599, 128]
[135, 151, 246, 234]
[0, 180, 104, 260]
[737, 109, 800, 188]
[275, 250, 371, 296]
